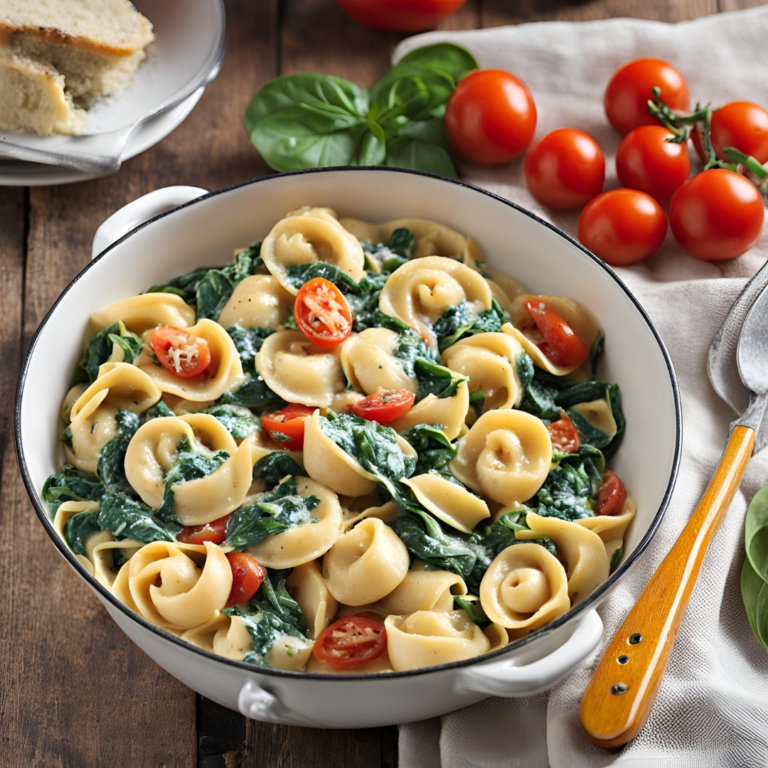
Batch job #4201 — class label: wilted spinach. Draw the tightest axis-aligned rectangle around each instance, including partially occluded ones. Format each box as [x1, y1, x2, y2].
[433, 299, 509, 352]
[75, 321, 143, 384]
[201, 404, 261, 440]
[400, 424, 456, 474]
[361, 227, 417, 272]
[42, 466, 105, 515]
[97, 409, 141, 494]
[414, 358, 469, 400]
[64, 509, 102, 555]
[97, 492, 183, 543]
[218, 325, 281, 409]
[252, 452, 305, 488]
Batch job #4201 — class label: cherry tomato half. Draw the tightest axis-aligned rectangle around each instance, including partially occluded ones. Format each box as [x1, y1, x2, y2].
[524, 129, 605, 209]
[261, 404, 316, 451]
[225, 552, 267, 608]
[547, 412, 580, 454]
[150, 326, 211, 378]
[578, 189, 667, 266]
[352, 389, 416, 423]
[177, 514, 231, 546]
[445, 69, 537, 165]
[693, 102, 768, 164]
[616, 125, 690, 204]
[313, 615, 388, 669]
[669, 169, 764, 261]
[604, 58, 689, 136]
[525, 300, 590, 369]
[596, 469, 627, 516]
[335, 0, 467, 32]
[295, 277, 353, 347]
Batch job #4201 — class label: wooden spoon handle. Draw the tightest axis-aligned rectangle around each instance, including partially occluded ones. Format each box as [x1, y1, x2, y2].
[580, 425, 755, 748]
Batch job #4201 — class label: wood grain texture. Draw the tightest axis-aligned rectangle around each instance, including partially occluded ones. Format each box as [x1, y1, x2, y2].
[580, 425, 755, 748]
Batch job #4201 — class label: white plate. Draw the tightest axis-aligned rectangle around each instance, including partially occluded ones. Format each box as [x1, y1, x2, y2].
[0, 0, 224, 173]
[0, 88, 204, 187]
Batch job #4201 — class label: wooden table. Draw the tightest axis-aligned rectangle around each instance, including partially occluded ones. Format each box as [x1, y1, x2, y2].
[1, 0, 759, 764]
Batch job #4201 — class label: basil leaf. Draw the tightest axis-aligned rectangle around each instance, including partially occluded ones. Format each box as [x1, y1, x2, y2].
[745, 482, 768, 582]
[385, 136, 457, 178]
[742, 555, 768, 650]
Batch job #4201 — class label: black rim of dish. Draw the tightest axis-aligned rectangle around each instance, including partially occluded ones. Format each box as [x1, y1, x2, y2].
[15, 166, 683, 682]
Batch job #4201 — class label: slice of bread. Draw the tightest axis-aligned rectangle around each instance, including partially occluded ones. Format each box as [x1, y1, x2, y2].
[0, 52, 86, 136]
[0, 0, 154, 102]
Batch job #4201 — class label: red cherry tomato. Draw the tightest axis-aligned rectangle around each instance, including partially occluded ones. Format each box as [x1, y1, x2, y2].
[615, 125, 691, 204]
[596, 469, 627, 516]
[313, 616, 388, 669]
[525, 300, 590, 369]
[176, 514, 231, 546]
[547, 412, 580, 454]
[260, 404, 316, 451]
[295, 277, 353, 347]
[445, 69, 537, 165]
[150, 326, 211, 378]
[352, 389, 416, 423]
[335, 0, 467, 32]
[225, 552, 267, 608]
[669, 169, 764, 261]
[578, 189, 668, 266]
[604, 58, 689, 136]
[524, 129, 605, 209]
[692, 102, 768, 164]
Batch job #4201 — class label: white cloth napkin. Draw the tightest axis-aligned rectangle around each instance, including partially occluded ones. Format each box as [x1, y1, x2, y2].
[395, 8, 768, 767]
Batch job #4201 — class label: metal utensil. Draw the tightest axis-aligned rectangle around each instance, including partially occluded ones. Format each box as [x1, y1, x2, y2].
[580, 283, 768, 748]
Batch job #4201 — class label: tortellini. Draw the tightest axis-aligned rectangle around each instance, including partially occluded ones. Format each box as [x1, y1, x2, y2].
[137, 319, 244, 402]
[441, 333, 526, 412]
[340, 495, 400, 530]
[504, 294, 602, 376]
[88, 293, 195, 337]
[401, 474, 490, 534]
[385, 610, 490, 672]
[480, 543, 570, 634]
[450, 410, 552, 505]
[112, 541, 232, 631]
[217, 275, 293, 329]
[246, 477, 343, 568]
[576, 494, 636, 564]
[570, 399, 618, 440]
[255, 330, 345, 409]
[181, 613, 253, 661]
[322, 518, 409, 605]
[516, 512, 609, 605]
[261, 208, 365, 294]
[389, 381, 470, 441]
[378, 561, 467, 614]
[379, 256, 493, 351]
[340, 328, 418, 395]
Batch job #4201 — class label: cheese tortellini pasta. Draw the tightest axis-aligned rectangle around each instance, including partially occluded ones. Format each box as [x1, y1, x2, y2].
[46, 207, 631, 676]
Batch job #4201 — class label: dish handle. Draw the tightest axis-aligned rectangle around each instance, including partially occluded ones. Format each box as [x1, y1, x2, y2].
[237, 680, 325, 727]
[91, 185, 209, 259]
[455, 610, 603, 697]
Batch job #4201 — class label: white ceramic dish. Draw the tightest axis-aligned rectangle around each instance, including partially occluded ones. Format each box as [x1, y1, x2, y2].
[15, 169, 682, 728]
[0, 0, 224, 174]
[0, 88, 204, 187]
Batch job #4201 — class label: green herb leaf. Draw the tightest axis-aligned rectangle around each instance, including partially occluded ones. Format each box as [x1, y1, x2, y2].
[414, 358, 469, 400]
[97, 409, 141, 494]
[252, 452, 305, 488]
[42, 465, 105, 516]
[98, 492, 182, 543]
[75, 321, 143, 384]
[400, 424, 456, 474]
[201, 404, 261, 440]
[64, 510, 102, 555]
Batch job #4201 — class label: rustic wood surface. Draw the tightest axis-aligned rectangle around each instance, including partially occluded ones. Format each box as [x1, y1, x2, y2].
[0, 0, 761, 765]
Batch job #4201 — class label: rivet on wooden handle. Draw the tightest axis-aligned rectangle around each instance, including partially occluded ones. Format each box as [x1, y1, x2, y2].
[580, 425, 755, 749]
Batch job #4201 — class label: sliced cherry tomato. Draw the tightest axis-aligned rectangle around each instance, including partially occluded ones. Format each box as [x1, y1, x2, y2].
[176, 514, 231, 546]
[693, 102, 768, 164]
[525, 300, 590, 369]
[604, 58, 689, 136]
[547, 412, 580, 454]
[261, 404, 316, 451]
[313, 615, 388, 670]
[445, 69, 537, 165]
[150, 326, 211, 378]
[524, 129, 605, 209]
[352, 389, 415, 423]
[335, 0, 467, 32]
[295, 277, 353, 347]
[615, 125, 690, 204]
[578, 189, 668, 266]
[596, 469, 627, 516]
[225, 552, 267, 608]
[669, 169, 764, 261]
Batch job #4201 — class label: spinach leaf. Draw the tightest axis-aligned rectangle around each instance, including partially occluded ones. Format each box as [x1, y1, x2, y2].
[218, 325, 281, 409]
[610, 543, 624, 574]
[75, 321, 143, 384]
[225, 326, 274, 366]
[517, 356, 561, 421]
[97, 409, 141, 494]
[145, 400, 176, 419]
[469, 390, 485, 420]
[252, 452, 305, 488]
[414, 358, 469, 400]
[98, 492, 182, 543]
[361, 228, 417, 273]
[64, 510, 102, 555]
[196, 250, 257, 321]
[225, 477, 319, 550]
[42, 466, 105, 515]
[433, 299, 509, 352]
[453, 595, 490, 626]
[400, 424, 456, 474]
[201, 404, 261, 440]
[146, 266, 213, 304]
[535, 447, 605, 521]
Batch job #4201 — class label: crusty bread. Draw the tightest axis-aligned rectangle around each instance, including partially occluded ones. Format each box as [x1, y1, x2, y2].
[0, 52, 85, 136]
